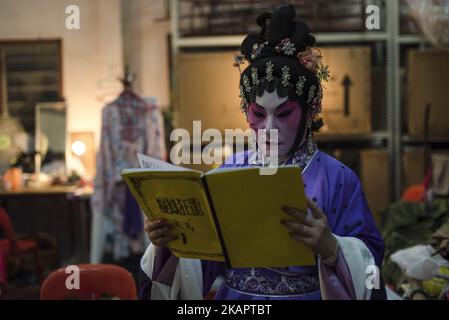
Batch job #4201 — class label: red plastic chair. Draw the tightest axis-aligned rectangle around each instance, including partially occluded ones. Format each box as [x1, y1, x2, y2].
[0, 247, 6, 285]
[401, 184, 426, 203]
[40, 264, 137, 300]
[0, 207, 43, 284]
[401, 168, 432, 203]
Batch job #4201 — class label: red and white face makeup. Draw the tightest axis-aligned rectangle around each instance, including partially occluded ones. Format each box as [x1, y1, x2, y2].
[247, 90, 303, 157]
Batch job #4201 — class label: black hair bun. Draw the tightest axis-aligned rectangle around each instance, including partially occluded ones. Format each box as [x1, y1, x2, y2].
[240, 4, 315, 62]
[241, 33, 261, 61]
[265, 4, 296, 45]
[256, 11, 271, 35]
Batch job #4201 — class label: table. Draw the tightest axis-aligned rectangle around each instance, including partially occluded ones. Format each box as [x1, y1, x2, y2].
[0, 186, 93, 265]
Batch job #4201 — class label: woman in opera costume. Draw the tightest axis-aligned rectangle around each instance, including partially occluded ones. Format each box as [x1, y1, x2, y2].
[138, 4, 386, 300]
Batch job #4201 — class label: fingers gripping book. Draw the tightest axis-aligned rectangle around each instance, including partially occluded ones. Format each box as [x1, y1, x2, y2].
[121, 154, 315, 268]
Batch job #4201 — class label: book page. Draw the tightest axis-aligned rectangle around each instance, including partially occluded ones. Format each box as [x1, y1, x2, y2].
[137, 153, 189, 171]
[205, 166, 315, 268]
[122, 169, 224, 262]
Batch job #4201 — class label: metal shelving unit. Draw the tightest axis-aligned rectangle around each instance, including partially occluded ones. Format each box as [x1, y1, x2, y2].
[386, 0, 402, 200]
[174, 32, 390, 47]
[169, 0, 431, 201]
[315, 131, 390, 144]
[402, 135, 449, 145]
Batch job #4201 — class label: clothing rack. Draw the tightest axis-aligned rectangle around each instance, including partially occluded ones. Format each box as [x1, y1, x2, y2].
[119, 65, 136, 90]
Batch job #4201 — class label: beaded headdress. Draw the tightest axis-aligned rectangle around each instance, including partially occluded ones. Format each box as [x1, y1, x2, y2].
[233, 4, 330, 166]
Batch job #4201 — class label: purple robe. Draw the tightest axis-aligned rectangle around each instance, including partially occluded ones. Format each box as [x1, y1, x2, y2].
[138, 150, 386, 300]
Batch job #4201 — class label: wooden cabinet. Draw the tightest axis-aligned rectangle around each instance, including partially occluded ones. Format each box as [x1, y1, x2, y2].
[0, 188, 91, 266]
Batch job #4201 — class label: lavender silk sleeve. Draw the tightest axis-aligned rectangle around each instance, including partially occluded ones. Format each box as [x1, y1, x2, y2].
[138, 246, 225, 299]
[202, 260, 226, 297]
[138, 267, 152, 300]
[138, 246, 178, 300]
[318, 249, 356, 300]
[303, 152, 386, 300]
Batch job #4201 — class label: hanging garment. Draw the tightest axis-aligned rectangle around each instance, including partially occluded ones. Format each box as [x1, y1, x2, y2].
[91, 90, 166, 262]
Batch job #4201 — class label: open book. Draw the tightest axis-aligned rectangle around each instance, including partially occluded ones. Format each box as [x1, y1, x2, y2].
[121, 154, 315, 268]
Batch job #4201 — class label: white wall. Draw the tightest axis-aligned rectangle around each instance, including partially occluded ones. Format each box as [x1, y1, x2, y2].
[0, 0, 124, 151]
[0, 0, 172, 152]
[122, 0, 170, 109]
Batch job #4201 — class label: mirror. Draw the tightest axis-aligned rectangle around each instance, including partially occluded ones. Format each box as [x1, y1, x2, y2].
[35, 102, 67, 177]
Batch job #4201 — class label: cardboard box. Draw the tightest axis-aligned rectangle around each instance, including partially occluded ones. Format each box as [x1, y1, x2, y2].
[360, 149, 390, 225]
[320, 46, 372, 134]
[177, 48, 373, 136]
[407, 50, 449, 137]
[176, 52, 249, 134]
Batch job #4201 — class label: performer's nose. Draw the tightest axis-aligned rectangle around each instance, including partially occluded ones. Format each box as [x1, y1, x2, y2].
[265, 115, 274, 131]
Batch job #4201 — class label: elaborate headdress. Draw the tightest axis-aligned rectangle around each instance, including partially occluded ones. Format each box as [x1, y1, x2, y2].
[234, 4, 329, 163]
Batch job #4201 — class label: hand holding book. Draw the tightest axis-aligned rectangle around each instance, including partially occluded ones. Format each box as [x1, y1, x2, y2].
[144, 217, 177, 247]
[281, 198, 338, 263]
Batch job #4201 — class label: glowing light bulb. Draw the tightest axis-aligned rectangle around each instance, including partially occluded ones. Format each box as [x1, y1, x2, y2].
[71, 140, 86, 156]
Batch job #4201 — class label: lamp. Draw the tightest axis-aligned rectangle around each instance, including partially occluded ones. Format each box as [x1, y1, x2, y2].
[69, 132, 95, 180]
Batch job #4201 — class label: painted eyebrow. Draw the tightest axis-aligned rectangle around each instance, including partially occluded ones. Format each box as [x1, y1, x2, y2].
[255, 100, 288, 110]
[276, 102, 295, 113]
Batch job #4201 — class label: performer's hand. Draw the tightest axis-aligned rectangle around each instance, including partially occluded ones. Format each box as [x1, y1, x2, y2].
[144, 217, 177, 247]
[281, 198, 338, 260]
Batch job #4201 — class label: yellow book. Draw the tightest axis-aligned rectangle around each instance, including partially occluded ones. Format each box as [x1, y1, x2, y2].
[121, 154, 315, 268]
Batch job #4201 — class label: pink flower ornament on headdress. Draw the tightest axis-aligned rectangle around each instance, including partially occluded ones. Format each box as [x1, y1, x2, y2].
[297, 47, 322, 73]
[298, 47, 330, 85]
